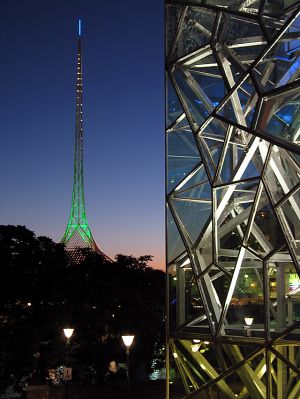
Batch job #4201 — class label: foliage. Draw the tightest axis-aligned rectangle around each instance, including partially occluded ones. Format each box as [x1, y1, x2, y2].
[0, 225, 165, 392]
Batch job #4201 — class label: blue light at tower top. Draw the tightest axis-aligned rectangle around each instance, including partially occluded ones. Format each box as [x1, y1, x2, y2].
[78, 19, 82, 36]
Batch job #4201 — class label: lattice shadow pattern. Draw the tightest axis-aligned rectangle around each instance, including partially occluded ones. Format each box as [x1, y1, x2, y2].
[166, 1, 300, 398]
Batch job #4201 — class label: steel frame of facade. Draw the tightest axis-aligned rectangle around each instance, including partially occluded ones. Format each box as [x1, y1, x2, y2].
[166, 1, 300, 398]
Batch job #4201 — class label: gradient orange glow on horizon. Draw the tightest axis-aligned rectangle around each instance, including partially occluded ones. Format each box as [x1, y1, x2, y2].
[0, 0, 165, 270]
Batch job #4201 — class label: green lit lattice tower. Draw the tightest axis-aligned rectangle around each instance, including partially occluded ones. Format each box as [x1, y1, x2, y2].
[62, 20, 100, 258]
[166, 1, 300, 398]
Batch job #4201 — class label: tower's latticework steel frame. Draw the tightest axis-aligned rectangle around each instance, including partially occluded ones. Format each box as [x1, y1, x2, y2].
[62, 22, 106, 262]
[166, 1, 300, 398]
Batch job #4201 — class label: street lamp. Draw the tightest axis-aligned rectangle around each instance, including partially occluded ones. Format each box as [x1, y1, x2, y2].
[63, 328, 74, 399]
[122, 335, 134, 392]
[63, 328, 74, 342]
[244, 317, 253, 336]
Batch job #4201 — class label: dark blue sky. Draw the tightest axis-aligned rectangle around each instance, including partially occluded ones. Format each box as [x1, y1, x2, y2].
[0, 0, 165, 268]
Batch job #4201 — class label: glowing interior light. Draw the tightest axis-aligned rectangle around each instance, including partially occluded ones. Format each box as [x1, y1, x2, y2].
[63, 328, 74, 339]
[122, 335, 134, 347]
[173, 352, 178, 358]
[193, 339, 201, 343]
[78, 19, 82, 36]
[244, 317, 254, 326]
[191, 344, 201, 352]
[203, 341, 209, 345]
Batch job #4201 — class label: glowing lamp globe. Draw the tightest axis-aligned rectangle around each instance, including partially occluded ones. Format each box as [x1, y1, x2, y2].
[244, 317, 254, 326]
[63, 328, 74, 339]
[122, 335, 134, 347]
[191, 343, 201, 352]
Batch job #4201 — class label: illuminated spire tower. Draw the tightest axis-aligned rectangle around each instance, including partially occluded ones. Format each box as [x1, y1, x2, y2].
[61, 20, 100, 257]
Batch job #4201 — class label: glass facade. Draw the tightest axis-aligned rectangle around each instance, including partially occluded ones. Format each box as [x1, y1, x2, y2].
[166, 1, 300, 398]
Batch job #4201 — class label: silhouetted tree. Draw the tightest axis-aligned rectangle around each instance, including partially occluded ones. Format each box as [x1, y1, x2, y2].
[0, 226, 165, 391]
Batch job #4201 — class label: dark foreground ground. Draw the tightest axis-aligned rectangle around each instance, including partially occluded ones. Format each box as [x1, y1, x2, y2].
[61, 381, 166, 399]
[26, 380, 169, 399]
[23, 381, 220, 399]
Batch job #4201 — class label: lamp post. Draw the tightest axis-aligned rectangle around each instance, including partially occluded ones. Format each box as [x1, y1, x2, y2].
[122, 335, 134, 392]
[63, 328, 74, 399]
[244, 317, 253, 336]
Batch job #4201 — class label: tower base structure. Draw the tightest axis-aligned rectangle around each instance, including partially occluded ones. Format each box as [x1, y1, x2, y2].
[166, 1, 300, 398]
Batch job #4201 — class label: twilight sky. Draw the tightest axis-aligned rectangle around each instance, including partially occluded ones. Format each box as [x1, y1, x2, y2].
[0, 1, 165, 269]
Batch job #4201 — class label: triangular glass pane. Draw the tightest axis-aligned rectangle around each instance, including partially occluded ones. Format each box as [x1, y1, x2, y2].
[176, 179, 211, 201]
[200, 346, 266, 398]
[253, 15, 300, 92]
[262, 2, 296, 40]
[173, 7, 216, 60]
[215, 131, 268, 185]
[167, 74, 184, 128]
[167, 125, 199, 161]
[198, 116, 228, 139]
[210, 265, 233, 317]
[263, 0, 288, 14]
[173, 339, 222, 391]
[168, 262, 207, 330]
[174, 164, 209, 196]
[219, 214, 243, 252]
[192, 269, 220, 329]
[171, 197, 212, 244]
[166, 4, 183, 59]
[221, 344, 264, 371]
[277, 194, 300, 269]
[216, 75, 259, 128]
[218, 12, 266, 66]
[256, 87, 300, 149]
[263, 144, 300, 204]
[264, 260, 281, 333]
[168, 158, 201, 195]
[274, 316, 300, 341]
[247, 232, 267, 257]
[215, 179, 259, 231]
[189, 66, 226, 109]
[197, 136, 224, 181]
[167, 207, 186, 264]
[172, 66, 208, 129]
[176, 115, 190, 129]
[167, 125, 201, 194]
[168, 264, 178, 332]
[170, 340, 207, 394]
[246, 185, 286, 257]
[169, 339, 189, 396]
[173, 50, 225, 129]
[217, 256, 237, 272]
[205, 138, 224, 169]
[225, 250, 264, 333]
[206, 0, 260, 14]
[270, 346, 300, 398]
[222, 349, 268, 397]
[195, 235, 214, 273]
[184, 270, 206, 326]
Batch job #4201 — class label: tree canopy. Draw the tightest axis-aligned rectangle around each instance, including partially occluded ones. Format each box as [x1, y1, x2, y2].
[0, 225, 165, 392]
